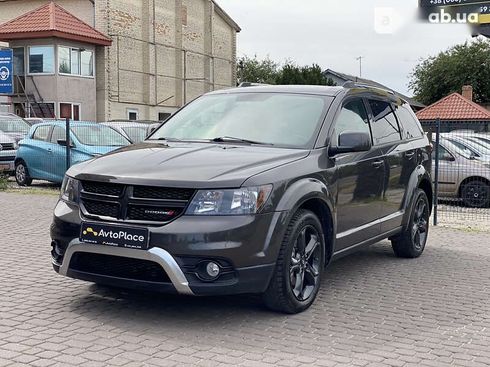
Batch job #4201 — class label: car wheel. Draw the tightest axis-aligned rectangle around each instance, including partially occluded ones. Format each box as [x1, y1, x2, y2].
[391, 189, 429, 258]
[15, 161, 32, 186]
[461, 179, 490, 208]
[263, 209, 325, 314]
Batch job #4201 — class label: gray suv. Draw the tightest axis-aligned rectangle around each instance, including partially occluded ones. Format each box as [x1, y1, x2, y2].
[51, 84, 432, 313]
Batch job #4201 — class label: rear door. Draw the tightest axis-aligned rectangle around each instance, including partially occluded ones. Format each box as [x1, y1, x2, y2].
[332, 98, 385, 250]
[366, 99, 408, 233]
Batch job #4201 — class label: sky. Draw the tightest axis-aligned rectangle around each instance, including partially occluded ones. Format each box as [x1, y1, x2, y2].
[215, 0, 477, 96]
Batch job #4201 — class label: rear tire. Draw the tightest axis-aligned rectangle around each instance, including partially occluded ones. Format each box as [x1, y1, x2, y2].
[391, 189, 429, 258]
[263, 209, 325, 314]
[461, 179, 490, 208]
[15, 161, 32, 186]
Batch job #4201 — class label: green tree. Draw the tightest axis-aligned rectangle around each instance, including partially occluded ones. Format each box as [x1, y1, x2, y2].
[276, 63, 336, 86]
[237, 55, 279, 85]
[409, 39, 490, 105]
[237, 56, 337, 86]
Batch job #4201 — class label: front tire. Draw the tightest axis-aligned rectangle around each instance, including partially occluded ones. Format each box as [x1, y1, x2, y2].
[391, 189, 429, 258]
[263, 210, 325, 314]
[15, 161, 32, 186]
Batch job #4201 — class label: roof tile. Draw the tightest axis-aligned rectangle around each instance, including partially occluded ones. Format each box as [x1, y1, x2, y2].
[0, 2, 111, 46]
[416, 92, 490, 121]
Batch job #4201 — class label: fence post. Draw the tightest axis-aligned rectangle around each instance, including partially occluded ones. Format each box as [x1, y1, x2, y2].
[433, 118, 440, 226]
[65, 117, 71, 171]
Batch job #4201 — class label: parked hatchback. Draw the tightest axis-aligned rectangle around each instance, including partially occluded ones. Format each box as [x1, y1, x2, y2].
[15, 121, 130, 185]
[51, 85, 433, 313]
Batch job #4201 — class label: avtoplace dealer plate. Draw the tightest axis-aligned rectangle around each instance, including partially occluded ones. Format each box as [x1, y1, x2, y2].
[80, 222, 149, 250]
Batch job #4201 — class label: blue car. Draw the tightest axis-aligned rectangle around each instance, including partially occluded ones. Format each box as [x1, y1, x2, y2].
[15, 121, 130, 185]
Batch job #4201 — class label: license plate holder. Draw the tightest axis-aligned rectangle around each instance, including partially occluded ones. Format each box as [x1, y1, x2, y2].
[80, 222, 149, 250]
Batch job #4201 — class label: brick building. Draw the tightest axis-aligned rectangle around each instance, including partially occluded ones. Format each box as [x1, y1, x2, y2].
[0, 0, 240, 121]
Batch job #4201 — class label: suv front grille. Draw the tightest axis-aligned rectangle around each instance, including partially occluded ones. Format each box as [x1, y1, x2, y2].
[70, 253, 171, 283]
[0, 143, 15, 151]
[79, 181, 195, 224]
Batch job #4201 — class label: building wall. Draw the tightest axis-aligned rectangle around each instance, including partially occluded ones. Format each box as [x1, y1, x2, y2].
[0, 0, 239, 121]
[9, 38, 97, 120]
[95, 0, 238, 121]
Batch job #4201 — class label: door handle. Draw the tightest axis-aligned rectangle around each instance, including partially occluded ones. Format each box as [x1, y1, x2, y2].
[405, 151, 415, 159]
[47, 148, 52, 153]
[372, 160, 384, 169]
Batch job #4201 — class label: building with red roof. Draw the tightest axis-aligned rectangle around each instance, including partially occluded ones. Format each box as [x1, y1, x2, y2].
[0, 0, 240, 121]
[416, 86, 490, 132]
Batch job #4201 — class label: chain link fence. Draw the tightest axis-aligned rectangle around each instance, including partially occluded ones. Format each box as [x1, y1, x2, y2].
[424, 120, 490, 229]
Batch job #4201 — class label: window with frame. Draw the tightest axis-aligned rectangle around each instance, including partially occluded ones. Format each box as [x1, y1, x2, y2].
[58, 47, 94, 77]
[368, 100, 401, 145]
[332, 99, 371, 145]
[60, 103, 80, 121]
[127, 109, 139, 121]
[32, 125, 51, 141]
[29, 46, 54, 74]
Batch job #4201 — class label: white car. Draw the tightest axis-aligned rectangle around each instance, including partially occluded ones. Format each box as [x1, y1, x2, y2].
[0, 130, 17, 174]
[102, 121, 155, 144]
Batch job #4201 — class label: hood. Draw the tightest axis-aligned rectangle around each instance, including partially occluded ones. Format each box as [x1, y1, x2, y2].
[69, 142, 310, 188]
[0, 131, 15, 144]
[3, 132, 25, 143]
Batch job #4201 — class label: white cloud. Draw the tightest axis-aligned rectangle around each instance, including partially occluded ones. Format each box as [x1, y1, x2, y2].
[215, 0, 473, 96]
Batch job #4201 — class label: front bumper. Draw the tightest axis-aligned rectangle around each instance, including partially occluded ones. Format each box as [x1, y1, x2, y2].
[51, 200, 285, 296]
[0, 151, 15, 173]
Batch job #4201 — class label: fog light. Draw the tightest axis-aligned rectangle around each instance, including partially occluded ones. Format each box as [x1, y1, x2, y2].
[206, 262, 220, 278]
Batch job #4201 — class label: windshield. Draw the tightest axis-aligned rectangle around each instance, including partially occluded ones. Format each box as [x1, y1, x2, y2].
[150, 93, 331, 148]
[72, 125, 130, 146]
[0, 116, 30, 134]
[122, 126, 147, 143]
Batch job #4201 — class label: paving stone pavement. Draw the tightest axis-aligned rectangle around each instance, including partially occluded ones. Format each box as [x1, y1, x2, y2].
[0, 192, 489, 367]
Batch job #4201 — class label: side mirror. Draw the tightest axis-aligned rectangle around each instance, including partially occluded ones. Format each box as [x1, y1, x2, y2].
[57, 139, 74, 148]
[329, 131, 372, 156]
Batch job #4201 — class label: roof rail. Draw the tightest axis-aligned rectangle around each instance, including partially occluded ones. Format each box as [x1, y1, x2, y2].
[238, 82, 271, 88]
[342, 81, 395, 95]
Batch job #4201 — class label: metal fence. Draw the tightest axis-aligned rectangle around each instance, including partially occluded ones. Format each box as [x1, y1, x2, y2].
[423, 120, 490, 227]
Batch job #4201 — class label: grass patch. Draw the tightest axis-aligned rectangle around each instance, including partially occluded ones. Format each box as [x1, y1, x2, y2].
[0, 175, 8, 191]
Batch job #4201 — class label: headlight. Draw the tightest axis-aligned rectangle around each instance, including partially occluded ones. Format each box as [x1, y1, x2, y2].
[185, 185, 273, 215]
[60, 176, 79, 203]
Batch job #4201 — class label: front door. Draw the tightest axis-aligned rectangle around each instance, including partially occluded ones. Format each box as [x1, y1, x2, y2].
[332, 98, 384, 250]
[48, 125, 70, 182]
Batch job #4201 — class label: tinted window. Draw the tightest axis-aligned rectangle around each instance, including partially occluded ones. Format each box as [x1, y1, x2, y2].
[33, 126, 50, 141]
[369, 100, 401, 145]
[436, 144, 454, 161]
[332, 99, 370, 145]
[395, 103, 423, 139]
[50, 126, 65, 143]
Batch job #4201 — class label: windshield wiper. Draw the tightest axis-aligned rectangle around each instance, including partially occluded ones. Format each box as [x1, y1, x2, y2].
[211, 136, 274, 146]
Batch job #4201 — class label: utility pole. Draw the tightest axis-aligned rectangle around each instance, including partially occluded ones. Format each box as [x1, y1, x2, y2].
[356, 56, 364, 78]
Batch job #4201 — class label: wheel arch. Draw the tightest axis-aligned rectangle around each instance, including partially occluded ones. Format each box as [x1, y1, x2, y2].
[275, 178, 335, 266]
